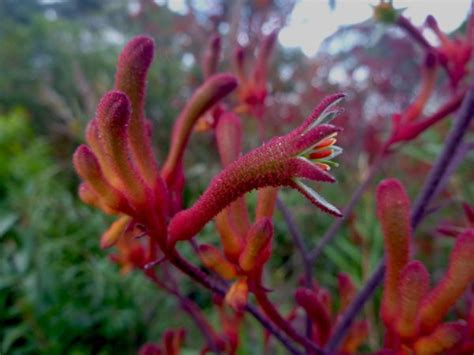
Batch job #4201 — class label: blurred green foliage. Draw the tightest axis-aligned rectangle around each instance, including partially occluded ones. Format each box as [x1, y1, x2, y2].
[0, 109, 190, 354]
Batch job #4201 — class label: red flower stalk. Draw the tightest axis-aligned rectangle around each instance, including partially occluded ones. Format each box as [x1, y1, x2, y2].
[202, 34, 221, 80]
[376, 178, 412, 326]
[161, 73, 237, 211]
[139, 328, 186, 355]
[295, 287, 332, 345]
[168, 93, 345, 245]
[426, 14, 473, 89]
[234, 31, 278, 120]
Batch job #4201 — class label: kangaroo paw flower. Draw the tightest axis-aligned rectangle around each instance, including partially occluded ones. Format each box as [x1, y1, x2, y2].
[168, 94, 345, 244]
[376, 178, 412, 326]
[419, 229, 474, 332]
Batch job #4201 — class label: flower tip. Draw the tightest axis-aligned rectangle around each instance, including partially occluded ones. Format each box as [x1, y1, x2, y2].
[120, 35, 155, 68]
[210, 34, 221, 50]
[207, 73, 238, 93]
[376, 178, 410, 212]
[97, 91, 131, 127]
[425, 14, 438, 28]
[73, 144, 97, 174]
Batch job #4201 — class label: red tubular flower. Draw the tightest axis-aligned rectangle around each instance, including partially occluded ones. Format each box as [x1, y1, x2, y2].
[234, 31, 278, 120]
[139, 328, 186, 355]
[100, 215, 131, 249]
[73, 144, 130, 215]
[426, 14, 473, 89]
[162, 74, 238, 184]
[198, 244, 237, 280]
[376, 178, 412, 326]
[295, 287, 332, 345]
[168, 93, 345, 245]
[238, 218, 273, 272]
[394, 260, 429, 339]
[74, 35, 238, 262]
[202, 35, 221, 79]
[413, 321, 466, 355]
[225, 277, 249, 313]
[114, 35, 162, 192]
[337, 272, 357, 312]
[161, 74, 238, 211]
[419, 229, 474, 332]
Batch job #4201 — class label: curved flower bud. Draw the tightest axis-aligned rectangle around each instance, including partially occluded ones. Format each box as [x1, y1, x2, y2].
[239, 218, 273, 272]
[376, 178, 411, 326]
[163, 328, 186, 355]
[395, 260, 429, 339]
[78, 183, 119, 215]
[95, 91, 149, 207]
[413, 321, 466, 355]
[100, 215, 131, 249]
[215, 210, 244, 261]
[419, 230, 474, 332]
[73, 145, 129, 213]
[198, 244, 237, 280]
[295, 287, 332, 345]
[338, 272, 357, 312]
[168, 94, 345, 244]
[162, 74, 238, 185]
[114, 36, 161, 189]
[225, 278, 248, 313]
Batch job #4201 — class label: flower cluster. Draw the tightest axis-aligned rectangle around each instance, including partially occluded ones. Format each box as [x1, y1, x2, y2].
[376, 179, 474, 353]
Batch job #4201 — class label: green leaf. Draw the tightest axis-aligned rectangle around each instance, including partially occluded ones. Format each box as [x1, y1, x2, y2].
[0, 213, 18, 239]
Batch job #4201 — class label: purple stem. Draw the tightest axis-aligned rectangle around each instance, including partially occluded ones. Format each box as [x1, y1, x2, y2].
[147, 271, 221, 354]
[276, 197, 314, 340]
[324, 79, 474, 353]
[168, 250, 304, 354]
[308, 154, 384, 262]
[396, 15, 434, 52]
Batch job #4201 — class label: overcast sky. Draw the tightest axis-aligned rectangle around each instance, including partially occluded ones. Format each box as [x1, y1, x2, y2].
[165, 0, 471, 56]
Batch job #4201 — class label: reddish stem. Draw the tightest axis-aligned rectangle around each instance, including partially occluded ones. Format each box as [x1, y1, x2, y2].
[165, 249, 305, 354]
[145, 270, 221, 353]
[253, 271, 324, 354]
